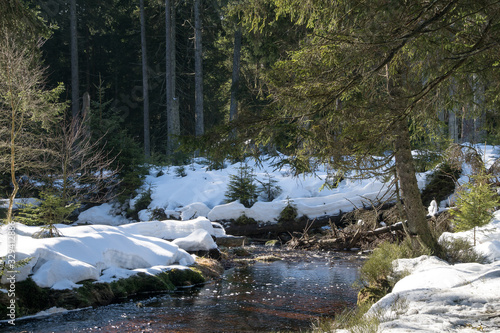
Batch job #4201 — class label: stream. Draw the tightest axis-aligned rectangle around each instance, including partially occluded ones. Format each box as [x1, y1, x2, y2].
[2, 248, 364, 332]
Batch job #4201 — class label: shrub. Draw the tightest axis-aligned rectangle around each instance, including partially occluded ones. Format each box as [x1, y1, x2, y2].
[278, 198, 298, 223]
[440, 237, 487, 264]
[225, 163, 257, 208]
[450, 173, 498, 245]
[150, 207, 168, 221]
[17, 191, 80, 238]
[18, 191, 79, 225]
[127, 187, 153, 220]
[234, 214, 257, 225]
[320, 170, 344, 190]
[311, 302, 381, 333]
[359, 239, 431, 288]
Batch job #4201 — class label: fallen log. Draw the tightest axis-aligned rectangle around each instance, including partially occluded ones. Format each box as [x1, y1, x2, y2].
[365, 221, 405, 236]
[309, 221, 406, 250]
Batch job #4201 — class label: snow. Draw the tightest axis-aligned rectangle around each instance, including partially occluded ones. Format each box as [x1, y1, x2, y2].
[367, 257, 500, 332]
[428, 199, 438, 217]
[1, 146, 500, 330]
[172, 229, 218, 251]
[76, 203, 130, 226]
[129, 158, 399, 223]
[361, 211, 500, 332]
[0, 222, 202, 289]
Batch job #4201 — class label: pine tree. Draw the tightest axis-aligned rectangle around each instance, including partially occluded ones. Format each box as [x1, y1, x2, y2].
[225, 163, 257, 208]
[257, 172, 282, 202]
[451, 174, 498, 245]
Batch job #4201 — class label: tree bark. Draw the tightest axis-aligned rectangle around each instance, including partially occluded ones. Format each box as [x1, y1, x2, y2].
[165, 0, 178, 155]
[393, 116, 439, 253]
[70, 0, 79, 119]
[140, 0, 150, 159]
[194, 0, 204, 136]
[229, 27, 242, 121]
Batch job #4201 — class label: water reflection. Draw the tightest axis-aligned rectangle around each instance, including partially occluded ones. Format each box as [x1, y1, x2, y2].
[2, 250, 363, 332]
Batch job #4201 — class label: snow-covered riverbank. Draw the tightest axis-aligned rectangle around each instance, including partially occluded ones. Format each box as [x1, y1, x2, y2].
[356, 212, 500, 332]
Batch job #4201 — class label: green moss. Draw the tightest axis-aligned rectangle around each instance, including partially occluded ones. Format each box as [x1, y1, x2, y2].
[278, 201, 298, 223]
[234, 214, 257, 225]
[0, 268, 206, 318]
[166, 268, 205, 286]
[15, 278, 50, 316]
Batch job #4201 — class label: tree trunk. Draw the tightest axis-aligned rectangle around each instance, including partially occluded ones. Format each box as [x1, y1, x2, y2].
[165, 0, 176, 154]
[70, 0, 79, 119]
[449, 110, 458, 143]
[461, 108, 474, 143]
[194, 0, 204, 136]
[7, 104, 19, 224]
[393, 116, 440, 253]
[140, 0, 150, 159]
[171, 2, 180, 142]
[473, 75, 486, 143]
[229, 27, 242, 121]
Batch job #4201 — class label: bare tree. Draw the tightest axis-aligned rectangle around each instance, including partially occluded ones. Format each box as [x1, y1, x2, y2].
[0, 30, 63, 223]
[52, 113, 119, 207]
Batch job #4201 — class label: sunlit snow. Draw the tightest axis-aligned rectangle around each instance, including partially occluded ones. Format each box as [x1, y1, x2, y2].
[1, 146, 500, 331]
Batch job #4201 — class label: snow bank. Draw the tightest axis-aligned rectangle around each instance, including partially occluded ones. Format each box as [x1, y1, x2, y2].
[124, 158, 399, 224]
[172, 229, 217, 251]
[119, 216, 219, 239]
[365, 210, 500, 332]
[0, 220, 220, 289]
[369, 256, 500, 332]
[77, 203, 130, 226]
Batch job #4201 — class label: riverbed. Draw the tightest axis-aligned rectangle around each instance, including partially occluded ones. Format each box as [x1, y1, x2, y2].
[2, 248, 364, 332]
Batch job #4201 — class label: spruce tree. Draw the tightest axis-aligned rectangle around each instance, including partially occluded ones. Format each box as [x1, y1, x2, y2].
[451, 174, 498, 245]
[225, 163, 258, 208]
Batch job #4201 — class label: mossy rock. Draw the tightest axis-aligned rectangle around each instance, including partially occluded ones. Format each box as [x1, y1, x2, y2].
[229, 247, 252, 257]
[234, 214, 257, 225]
[265, 239, 280, 247]
[278, 204, 298, 223]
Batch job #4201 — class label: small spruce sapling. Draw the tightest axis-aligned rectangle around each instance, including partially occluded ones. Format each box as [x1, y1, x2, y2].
[17, 191, 79, 238]
[225, 163, 257, 208]
[257, 172, 282, 202]
[175, 166, 187, 178]
[450, 173, 498, 245]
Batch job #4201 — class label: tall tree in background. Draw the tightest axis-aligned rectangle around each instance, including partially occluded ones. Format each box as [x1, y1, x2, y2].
[165, 0, 180, 155]
[194, 0, 204, 136]
[70, 0, 80, 119]
[140, 0, 150, 159]
[229, 26, 242, 121]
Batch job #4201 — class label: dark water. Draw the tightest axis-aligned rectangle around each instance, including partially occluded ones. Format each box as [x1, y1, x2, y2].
[2, 249, 363, 332]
